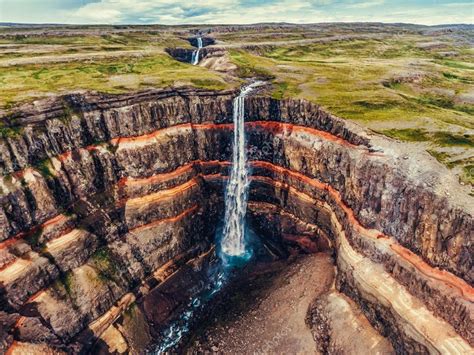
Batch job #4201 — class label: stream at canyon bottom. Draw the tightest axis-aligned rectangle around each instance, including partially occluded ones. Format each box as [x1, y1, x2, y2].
[151, 82, 263, 353]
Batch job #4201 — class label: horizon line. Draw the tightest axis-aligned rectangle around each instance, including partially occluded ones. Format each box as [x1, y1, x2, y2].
[0, 21, 472, 27]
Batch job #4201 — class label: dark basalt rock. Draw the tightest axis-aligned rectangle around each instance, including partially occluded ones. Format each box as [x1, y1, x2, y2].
[165, 47, 224, 63]
[0, 87, 472, 354]
[165, 47, 195, 63]
[187, 36, 215, 47]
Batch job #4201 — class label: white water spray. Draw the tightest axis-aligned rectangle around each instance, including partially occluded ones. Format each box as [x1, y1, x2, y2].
[220, 81, 262, 257]
[191, 37, 203, 65]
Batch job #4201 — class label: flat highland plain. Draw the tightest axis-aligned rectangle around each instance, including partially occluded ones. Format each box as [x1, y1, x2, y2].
[0, 23, 473, 187]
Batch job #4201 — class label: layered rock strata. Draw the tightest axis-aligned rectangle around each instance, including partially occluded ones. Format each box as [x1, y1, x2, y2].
[307, 288, 395, 354]
[165, 47, 225, 66]
[188, 36, 215, 48]
[165, 36, 217, 64]
[0, 88, 472, 354]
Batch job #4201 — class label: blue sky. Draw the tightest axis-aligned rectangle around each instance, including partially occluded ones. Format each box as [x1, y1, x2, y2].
[0, 0, 472, 25]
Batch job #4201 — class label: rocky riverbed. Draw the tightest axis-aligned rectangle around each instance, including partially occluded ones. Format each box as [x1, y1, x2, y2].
[187, 254, 335, 354]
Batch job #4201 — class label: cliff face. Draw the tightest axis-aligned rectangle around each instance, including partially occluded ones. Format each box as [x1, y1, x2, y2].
[165, 47, 228, 65]
[165, 37, 217, 64]
[0, 88, 472, 354]
[188, 37, 215, 48]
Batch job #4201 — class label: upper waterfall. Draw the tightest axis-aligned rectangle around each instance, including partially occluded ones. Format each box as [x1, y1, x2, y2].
[191, 37, 203, 65]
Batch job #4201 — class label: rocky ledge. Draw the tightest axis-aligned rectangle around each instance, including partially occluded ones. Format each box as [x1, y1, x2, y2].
[0, 88, 472, 354]
[166, 35, 236, 71]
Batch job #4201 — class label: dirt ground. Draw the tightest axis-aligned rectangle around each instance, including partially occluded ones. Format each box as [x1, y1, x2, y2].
[186, 253, 335, 354]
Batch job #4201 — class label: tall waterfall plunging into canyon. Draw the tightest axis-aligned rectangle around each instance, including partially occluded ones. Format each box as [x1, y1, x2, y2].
[153, 83, 262, 353]
[191, 37, 202, 65]
[220, 82, 262, 259]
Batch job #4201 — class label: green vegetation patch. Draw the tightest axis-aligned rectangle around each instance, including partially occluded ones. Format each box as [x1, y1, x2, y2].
[382, 129, 473, 148]
[229, 50, 275, 79]
[190, 78, 228, 90]
[0, 53, 233, 109]
[382, 128, 430, 142]
[90, 247, 120, 283]
[34, 158, 54, 178]
[24, 227, 44, 248]
[52, 271, 75, 299]
[0, 125, 23, 139]
[428, 150, 452, 165]
[416, 92, 474, 115]
[433, 132, 474, 148]
[271, 81, 302, 100]
[438, 60, 474, 71]
[461, 164, 474, 185]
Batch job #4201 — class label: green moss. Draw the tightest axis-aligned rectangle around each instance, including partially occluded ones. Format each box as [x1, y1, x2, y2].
[97, 63, 137, 75]
[427, 150, 452, 164]
[3, 174, 12, 184]
[354, 100, 401, 110]
[229, 50, 275, 79]
[33, 68, 48, 80]
[54, 271, 74, 296]
[190, 78, 227, 90]
[25, 227, 43, 248]
[124, 302, 137, 318]
[439, 60, 474, 70]
[271, 81, 301, 100]
[91, 247, 119, 282]
[0, 125, 23, 138]
[383, 129, 473, 147]
[34, 158, 53, 178]
[433, 132, 474, 148]
[417, 94, 455, 109]
[418, 93, 474, 115]
[272, 81, 289, 99]
[461, 165, 474, 185]
[382, 128, 430, 142]
[454, 104, 474, 115]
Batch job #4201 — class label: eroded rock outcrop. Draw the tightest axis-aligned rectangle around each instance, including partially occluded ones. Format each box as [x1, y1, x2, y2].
[0, 88, 472, 354]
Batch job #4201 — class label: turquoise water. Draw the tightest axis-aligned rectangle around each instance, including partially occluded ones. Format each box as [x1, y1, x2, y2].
[151, 225, 260, 354]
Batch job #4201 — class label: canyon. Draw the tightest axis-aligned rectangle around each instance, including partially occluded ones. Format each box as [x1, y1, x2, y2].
[0, 84, 472, 354]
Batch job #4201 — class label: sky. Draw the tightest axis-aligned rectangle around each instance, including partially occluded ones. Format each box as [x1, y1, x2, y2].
[0, 0, 472, 25]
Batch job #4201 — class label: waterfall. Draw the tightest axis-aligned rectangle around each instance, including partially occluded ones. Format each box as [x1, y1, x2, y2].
[220, 81, 262, 258]
[152, 81, 262, 354]
[191, 37, 203, 65]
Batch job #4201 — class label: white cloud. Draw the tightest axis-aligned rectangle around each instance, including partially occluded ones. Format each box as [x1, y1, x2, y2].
[346, 0, 385, 9]
[0, 0, 472, 25]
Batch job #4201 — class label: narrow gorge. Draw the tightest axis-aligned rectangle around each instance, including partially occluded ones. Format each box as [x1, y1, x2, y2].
[0, 84, 472, 354]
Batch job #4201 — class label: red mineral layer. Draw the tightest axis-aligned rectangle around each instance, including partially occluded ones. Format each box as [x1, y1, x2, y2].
[4, 158, 473, 302]
[128, 204, 198, 234]
[111, 121, 367, 152]
[0, 214, 69, 251]
[250, 161, 474, 301]
[2, 116, 471, 303]
[2, 159, 472, 303]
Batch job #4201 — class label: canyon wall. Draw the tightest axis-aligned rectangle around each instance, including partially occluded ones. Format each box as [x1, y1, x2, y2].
[0, 88, 472, 354]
